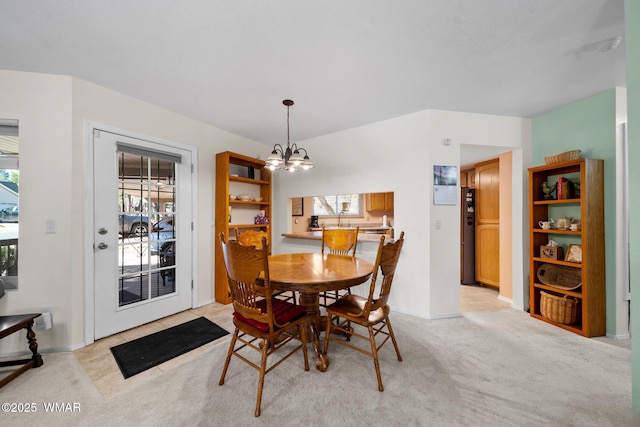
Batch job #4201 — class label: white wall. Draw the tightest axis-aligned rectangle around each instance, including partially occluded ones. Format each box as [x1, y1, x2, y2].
[0, 70, 267, 352]
[271, 109, 531, 318]
[615, 86, 630, 338]
[0, 70, 74, 353]
[0, 68, 531, 353]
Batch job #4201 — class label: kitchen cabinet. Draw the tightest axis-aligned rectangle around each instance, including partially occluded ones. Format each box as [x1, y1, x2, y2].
[366, 192, 394, 211]
[460, 168, 475, 188]
[475, 159, 500, 288]
[215, 151, 272, 304]
[528, 158, 605, 337]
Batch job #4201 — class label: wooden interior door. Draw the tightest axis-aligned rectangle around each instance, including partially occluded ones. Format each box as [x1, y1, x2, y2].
[475, 159, 500, 288]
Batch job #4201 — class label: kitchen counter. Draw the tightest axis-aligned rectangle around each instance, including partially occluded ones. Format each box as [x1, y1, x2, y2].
[281, 231, 390, 243]
[308, 226, 392, 233]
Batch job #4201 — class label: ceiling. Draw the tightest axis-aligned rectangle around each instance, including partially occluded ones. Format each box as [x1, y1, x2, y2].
[0, 0, 626, 147]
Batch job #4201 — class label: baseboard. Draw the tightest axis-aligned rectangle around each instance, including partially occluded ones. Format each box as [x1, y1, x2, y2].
[195, 298, 215, 308]
[428, 312, 464, 320]
[606, 332, 631, 340]
[390, 305, 462, 320]
[0, 345, 78, 359]
[498, 295, 513, 304]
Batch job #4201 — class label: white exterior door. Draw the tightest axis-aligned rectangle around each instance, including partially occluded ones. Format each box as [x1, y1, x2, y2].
[93, 129, 193, 339]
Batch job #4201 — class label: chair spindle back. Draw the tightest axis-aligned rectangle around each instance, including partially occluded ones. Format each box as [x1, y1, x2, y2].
[235, 227, 269, 250]
[219, 232, 273, 328]
[321, 225, 360, 256]
[365, 232, 405, 316]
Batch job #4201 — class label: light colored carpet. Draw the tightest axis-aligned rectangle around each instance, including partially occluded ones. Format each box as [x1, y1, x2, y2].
[0, 309, 636, 426]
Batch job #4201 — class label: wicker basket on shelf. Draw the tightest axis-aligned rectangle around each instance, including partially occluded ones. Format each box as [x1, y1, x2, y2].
[536, 263, 582, 290]
[540, 291, 579, 325]
[544, 150, 581, 165]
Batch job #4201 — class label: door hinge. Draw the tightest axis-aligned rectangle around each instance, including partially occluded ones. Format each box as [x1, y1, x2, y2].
[191, 164, 194, 173]
[191, 280, 194, 289]
[191, 222, 194, 231]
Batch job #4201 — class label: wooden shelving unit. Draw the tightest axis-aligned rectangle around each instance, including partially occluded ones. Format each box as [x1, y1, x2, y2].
[528, 158, 605, 337]
[215, 151, 272, 304]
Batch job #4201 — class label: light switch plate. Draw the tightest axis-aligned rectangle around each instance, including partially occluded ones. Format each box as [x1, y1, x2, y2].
[46, 219, 57, 234]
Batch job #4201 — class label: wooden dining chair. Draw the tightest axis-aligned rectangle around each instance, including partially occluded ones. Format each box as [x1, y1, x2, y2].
[323, 232, 405, 392]
[235, 227, 297, 304]
[218, 232, 309, 417]
[319, 225, 360, 307]
[235, 227, 269, 249]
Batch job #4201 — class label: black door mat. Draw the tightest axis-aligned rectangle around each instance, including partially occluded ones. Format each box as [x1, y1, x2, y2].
[110, 316, 229, 379]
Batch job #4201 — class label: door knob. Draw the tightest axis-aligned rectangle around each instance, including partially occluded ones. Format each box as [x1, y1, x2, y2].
[98, 228, 108, 235]
[97, 242, 108, 250]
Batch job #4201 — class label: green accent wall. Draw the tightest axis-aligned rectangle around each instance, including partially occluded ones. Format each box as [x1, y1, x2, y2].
[625, 0, 640, 414]
[532, 90, 617, 335]
[533, 2, 640, 413]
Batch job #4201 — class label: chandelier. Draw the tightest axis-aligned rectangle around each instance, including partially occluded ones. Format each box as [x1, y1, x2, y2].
[265, 99, 314, 172]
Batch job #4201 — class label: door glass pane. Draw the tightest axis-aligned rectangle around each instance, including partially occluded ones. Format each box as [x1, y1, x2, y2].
[117, 151, 176, 307]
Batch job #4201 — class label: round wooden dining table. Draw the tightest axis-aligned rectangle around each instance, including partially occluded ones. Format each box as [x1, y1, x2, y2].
[268, 252, 374, 371]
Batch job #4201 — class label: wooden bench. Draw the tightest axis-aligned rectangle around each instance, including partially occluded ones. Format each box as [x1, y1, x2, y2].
[0, 313, 43, 388]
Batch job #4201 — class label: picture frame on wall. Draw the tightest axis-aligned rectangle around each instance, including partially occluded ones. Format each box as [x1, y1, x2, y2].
[292, 197, 304, 216]
[433, 165, 458, 205]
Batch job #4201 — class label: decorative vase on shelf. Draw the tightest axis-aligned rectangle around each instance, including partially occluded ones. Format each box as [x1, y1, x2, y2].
[542, 182, 556, 200]
[556, 216, 572, 230]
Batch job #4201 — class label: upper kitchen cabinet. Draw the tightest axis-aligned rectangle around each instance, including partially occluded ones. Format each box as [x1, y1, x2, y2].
[461, 168, 476, 188]
[214, 151, 272, 304]
[366, 192, 394, 211]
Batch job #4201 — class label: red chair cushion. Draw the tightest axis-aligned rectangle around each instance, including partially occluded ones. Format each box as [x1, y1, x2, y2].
[234, 299, 306, 332]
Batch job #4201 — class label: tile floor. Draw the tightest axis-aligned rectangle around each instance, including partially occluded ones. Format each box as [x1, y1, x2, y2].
[74, 285, 506, 399]
[460, 283, 511, 312]
[73, 302, 234, 399]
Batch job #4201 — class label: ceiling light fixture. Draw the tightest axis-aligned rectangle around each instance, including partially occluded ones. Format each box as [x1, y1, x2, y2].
[265, 99, 314, 172]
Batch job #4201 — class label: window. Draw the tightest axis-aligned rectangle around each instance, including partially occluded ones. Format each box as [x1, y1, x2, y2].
[117, 147, 178, 306]
[0, 119, 19, 290]
[312, 194, 362, 216]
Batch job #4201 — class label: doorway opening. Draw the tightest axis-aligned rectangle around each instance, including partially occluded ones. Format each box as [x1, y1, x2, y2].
[460, 148, 513, 313]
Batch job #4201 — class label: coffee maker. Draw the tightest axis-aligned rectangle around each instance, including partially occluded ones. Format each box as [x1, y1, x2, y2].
[309, 215, 319, 229]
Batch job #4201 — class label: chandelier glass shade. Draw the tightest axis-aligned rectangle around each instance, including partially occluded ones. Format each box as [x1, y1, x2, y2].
[265, 99, 314, 172]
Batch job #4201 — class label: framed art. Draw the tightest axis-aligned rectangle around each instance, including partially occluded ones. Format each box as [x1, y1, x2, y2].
[433, 165, 458, 205]
[565, 244, 582, 263]
[292, 197, 304, 216]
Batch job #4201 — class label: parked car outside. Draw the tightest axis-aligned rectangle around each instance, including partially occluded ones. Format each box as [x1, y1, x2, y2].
[119, 213, 150, 236]
[152, 217, 174, 233]
[159, 240, 175, 285]
[0, 206, 18, 222]
[150, 216, 174, 255]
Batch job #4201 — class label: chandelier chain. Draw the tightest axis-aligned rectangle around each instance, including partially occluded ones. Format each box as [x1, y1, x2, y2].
[287, 102, 290, 148]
